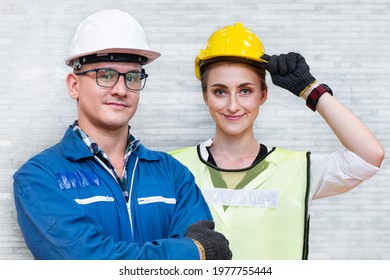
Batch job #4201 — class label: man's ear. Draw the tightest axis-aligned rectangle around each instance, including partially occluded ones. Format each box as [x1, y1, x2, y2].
[66, 73, 79, 100]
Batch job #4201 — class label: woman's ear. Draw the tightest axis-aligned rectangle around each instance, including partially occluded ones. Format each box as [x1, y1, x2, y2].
[202, 92, 209, 105]
[66, 73, 79, 100]
[259, 87, 268, 105]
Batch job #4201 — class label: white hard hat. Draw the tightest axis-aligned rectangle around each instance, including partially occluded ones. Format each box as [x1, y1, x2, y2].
[65, 9, 160, 68]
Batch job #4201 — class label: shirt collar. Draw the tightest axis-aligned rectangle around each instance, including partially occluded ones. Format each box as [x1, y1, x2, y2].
[198, 138, 214, 162]
[71, 120, 140, 156]
[62, 121, 159, 162]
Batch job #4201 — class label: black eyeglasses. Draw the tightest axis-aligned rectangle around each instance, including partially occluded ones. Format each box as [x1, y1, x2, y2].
[74, 68, 148, 91]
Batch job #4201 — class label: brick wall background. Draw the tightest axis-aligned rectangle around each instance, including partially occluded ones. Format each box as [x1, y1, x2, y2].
[0, 0, 389, 259]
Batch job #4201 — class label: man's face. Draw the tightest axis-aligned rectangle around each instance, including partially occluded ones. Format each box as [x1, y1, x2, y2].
[68, 62, 142, 133]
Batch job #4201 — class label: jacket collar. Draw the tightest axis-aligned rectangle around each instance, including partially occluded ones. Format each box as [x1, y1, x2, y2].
[132, 143, 160, 161]
[61, 126, 93, 161]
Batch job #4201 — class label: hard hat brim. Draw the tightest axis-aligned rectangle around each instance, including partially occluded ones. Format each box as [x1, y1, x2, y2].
[195, 55, 268, 80]
[65, 48, 161, 67]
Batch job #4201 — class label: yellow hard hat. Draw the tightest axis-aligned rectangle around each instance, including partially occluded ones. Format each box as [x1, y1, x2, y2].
[195, 22, 267, 80]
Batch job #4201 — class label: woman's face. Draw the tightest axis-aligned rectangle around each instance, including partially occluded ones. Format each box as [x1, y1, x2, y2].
[203, 62, 268, 138]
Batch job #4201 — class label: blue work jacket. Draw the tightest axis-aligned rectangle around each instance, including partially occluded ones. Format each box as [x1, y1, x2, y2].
[13, 127, 212, 259]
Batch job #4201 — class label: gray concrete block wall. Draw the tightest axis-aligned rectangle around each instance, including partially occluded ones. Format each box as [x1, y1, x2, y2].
[0, 0, 389, 259]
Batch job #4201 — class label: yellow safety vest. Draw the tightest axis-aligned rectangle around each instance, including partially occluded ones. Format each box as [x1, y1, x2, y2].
[171, 145, 310, 260]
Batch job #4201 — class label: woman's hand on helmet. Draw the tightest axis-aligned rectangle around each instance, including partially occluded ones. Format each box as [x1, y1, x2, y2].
[260, 52, 316, 97]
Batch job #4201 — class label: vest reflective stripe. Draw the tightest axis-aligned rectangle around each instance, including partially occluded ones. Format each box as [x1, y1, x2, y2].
[202, 188, 278, 208]
[171, 146, 310, 260]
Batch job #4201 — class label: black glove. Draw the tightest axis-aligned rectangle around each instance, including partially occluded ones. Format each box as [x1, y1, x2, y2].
[261, 52, 316, 96]
[186, 220, 232, 260]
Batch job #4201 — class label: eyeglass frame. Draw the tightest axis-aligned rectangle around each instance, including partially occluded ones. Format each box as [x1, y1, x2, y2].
[74, 67, 148, 91]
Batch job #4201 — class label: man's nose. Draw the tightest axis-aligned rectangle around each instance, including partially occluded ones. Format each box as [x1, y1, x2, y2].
[111, 75, 128, 96]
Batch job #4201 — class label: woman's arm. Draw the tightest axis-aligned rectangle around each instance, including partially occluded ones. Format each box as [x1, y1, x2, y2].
[261, 52, 384, 167]
[302, 82, 384, 167]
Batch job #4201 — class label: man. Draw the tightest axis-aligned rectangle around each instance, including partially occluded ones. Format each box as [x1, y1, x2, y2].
[13, 9, 231, 260]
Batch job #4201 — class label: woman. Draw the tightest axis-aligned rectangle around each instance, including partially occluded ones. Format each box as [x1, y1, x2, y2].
[171, 23, 384, 259]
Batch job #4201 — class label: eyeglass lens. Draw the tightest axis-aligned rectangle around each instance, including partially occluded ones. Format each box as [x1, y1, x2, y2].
[96, 69, 146, 90]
